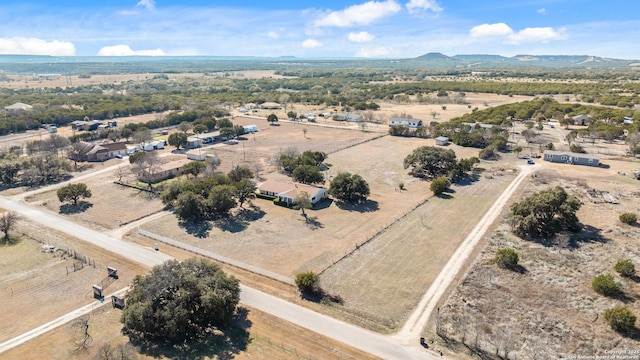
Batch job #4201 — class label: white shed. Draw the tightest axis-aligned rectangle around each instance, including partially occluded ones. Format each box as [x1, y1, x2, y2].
[243, 124, 258, 133]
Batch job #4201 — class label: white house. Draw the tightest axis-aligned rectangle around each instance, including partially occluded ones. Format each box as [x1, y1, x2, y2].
[257, 180, 327, 205]
[243, 124, 258, 133]
[389, 117, 423, 128]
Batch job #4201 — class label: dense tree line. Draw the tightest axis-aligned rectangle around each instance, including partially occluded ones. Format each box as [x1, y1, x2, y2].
[160, 166, 256, 221]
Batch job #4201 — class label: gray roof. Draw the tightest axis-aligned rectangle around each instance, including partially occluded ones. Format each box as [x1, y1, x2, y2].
[543, 150, 599, 159]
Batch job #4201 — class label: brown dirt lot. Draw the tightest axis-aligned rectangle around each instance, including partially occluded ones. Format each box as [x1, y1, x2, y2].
[0, 220, 146, 344]
[0, 304, 379, 360]
[436, 159, 640, 358]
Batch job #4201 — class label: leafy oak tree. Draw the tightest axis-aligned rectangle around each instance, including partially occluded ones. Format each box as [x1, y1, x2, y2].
[430, 176, 451, 195]
[509, 186, 581, 239]
[403, 146, 457, 179]
[168, 132, 188, 150]
[121, 258, 240, 344]
[57, 183, 92, 206]
[328, 172, 370, 203]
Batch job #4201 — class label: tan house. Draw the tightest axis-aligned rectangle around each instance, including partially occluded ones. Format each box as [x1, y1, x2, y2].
[259, 102, 281, 110]
[75, 141, 127, 161]
[137, 159, 191, 183]
[257, 179, 327, 205]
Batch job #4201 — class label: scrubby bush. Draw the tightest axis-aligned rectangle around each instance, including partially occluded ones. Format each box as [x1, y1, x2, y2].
[619, 212, 637, 225]
[604, 306, 636, 334]
[592, 273, 623, 297]
[615, 260, 636, 278]
[295, 271, 319, 294]
[430, 177, 451, 195]
[495, 248, 519, 270]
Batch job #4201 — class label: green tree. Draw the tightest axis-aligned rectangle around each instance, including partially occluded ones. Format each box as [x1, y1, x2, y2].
[183, 161, 206, 178]
[619, 212, 637, 225]
[193, 124, 208, 135]
[120, 258, 240, 344]
[216, 118, 233, 129]
[615, 260, 636, 278]
[207, 185, 237, 217]
[509, 186, 581, 239]
[604, 306, 636, 334]
[57, 183, 92, 206]
[174, 191, 207, 221]
[328, 172, 370, 204]
[292, 165, 325, 184]
[295, 270, 319, 294]
[267, 113, 278, 125]
[228, 166, 253, 182]
[592, 273, 623, 297]
[403, 146, 457, 179]
[430, 176, 451, 195]
[164, 130, 188, 149]
[287, 111, 297, 120]
[233, 178, 256, 207]
[219, 127, 235, 140]
[570, 143, 586, 153]
[495, 248, 519, 270]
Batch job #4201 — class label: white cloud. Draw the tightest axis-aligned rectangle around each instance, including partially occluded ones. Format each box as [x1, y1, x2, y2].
[405, 0, 443, 14]
[0, 37, 75, 56]
[506, 27, 567, 44]
[355, 47, 392, 57]
[267, 30, 280, 39]
[136, 0, 156, 11]
[314, 0, 401, 27]
[469, 23, 514, 38]
[97, 45, 165, 56]
[537, 8, 546, 14]
[348, 31, 375, 43]
[302, 39, 323, 48]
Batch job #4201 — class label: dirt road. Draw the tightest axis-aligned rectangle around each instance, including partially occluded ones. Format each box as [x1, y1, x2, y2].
[395, 163, 538, 343]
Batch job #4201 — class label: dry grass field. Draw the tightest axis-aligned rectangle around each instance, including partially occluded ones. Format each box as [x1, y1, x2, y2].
[0, 221, 146, 343]
[435, 158, 640, 358]
[0, 304, 378, 360]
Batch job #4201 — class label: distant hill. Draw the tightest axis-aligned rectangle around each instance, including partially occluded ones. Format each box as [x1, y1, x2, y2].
[409, 53, 637, 69]
[0, 53, 638, 74]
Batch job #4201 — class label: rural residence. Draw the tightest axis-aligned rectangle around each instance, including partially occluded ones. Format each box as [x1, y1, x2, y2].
[257, 180, 327, 205]
[75, 141, 127, 162]
[543, 150, 600, 167]
[4, 102, 33, 112]
[136, 158, 191, 183]
[389, 117, 423, 128]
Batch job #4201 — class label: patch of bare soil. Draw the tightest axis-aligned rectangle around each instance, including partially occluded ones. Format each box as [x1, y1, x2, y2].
[436, 167, 640, 359]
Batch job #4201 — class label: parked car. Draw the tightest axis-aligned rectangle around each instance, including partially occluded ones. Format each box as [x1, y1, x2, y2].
[527, 159, 535, 165]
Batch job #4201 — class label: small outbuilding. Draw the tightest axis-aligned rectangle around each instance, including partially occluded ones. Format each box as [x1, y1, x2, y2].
[435, 136, 450, 146]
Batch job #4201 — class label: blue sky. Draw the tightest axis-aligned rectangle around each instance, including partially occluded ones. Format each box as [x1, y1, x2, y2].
[0, 0, 638, 58]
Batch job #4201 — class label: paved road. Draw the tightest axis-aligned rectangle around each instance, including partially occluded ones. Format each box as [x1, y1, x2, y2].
[395, 164, 537, 342]
[0, 196, 434, 359]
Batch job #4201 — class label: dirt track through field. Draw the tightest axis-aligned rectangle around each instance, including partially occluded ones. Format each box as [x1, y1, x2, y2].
[394, 164, 537, 343]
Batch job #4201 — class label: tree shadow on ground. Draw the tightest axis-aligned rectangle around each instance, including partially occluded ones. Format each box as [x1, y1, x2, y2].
[180, 220, 212, 238]
[533, 225, 608, 249]
[436, 189, 455, 200]
[215, 205, 265, 233]
[0, 235, 21, 246]
[59, 201, 93, 214]
[130, 307, 252, 360]
[335, 199, 379, 213]
[303, 215, 323, 230]
[452, 170, 483, 187]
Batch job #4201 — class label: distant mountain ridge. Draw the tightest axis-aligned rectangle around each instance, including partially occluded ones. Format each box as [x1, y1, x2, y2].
[0, 53, 638, 73]
[409, 53, 638, 69]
